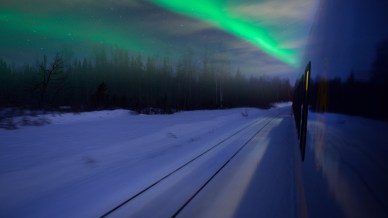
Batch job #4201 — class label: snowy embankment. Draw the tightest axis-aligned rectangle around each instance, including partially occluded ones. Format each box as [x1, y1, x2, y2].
[0, 107, 269, 217]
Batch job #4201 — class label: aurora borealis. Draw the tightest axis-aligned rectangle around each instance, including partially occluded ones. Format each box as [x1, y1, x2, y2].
[0, 0, 317, 79]
[150, 0, 298, 66]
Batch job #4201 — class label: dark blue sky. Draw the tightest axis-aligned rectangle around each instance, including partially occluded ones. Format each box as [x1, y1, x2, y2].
[0, 0, 318, 82]
[2, 0, 386, 81]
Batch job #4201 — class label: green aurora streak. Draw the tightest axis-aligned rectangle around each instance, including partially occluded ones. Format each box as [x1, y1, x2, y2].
[1, 1, 299, 67]
[150, 0, 299, 67]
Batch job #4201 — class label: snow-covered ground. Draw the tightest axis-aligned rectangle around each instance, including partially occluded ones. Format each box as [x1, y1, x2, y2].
[1, 105, 387, 217]
[0, 107, 276, 217]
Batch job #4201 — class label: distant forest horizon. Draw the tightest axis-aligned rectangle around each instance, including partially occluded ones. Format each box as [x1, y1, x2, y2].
[1, 40, 387, 122]
[0, 45, 292, 114]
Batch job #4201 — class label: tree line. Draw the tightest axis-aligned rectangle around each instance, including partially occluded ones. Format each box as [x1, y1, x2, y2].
[0, 46, 292, 113]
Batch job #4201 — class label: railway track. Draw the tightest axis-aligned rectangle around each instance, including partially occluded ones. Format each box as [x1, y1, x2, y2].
[101, 109, 283, 217]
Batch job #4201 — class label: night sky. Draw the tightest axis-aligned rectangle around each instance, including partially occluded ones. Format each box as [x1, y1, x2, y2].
[0, 0, 318, 81]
